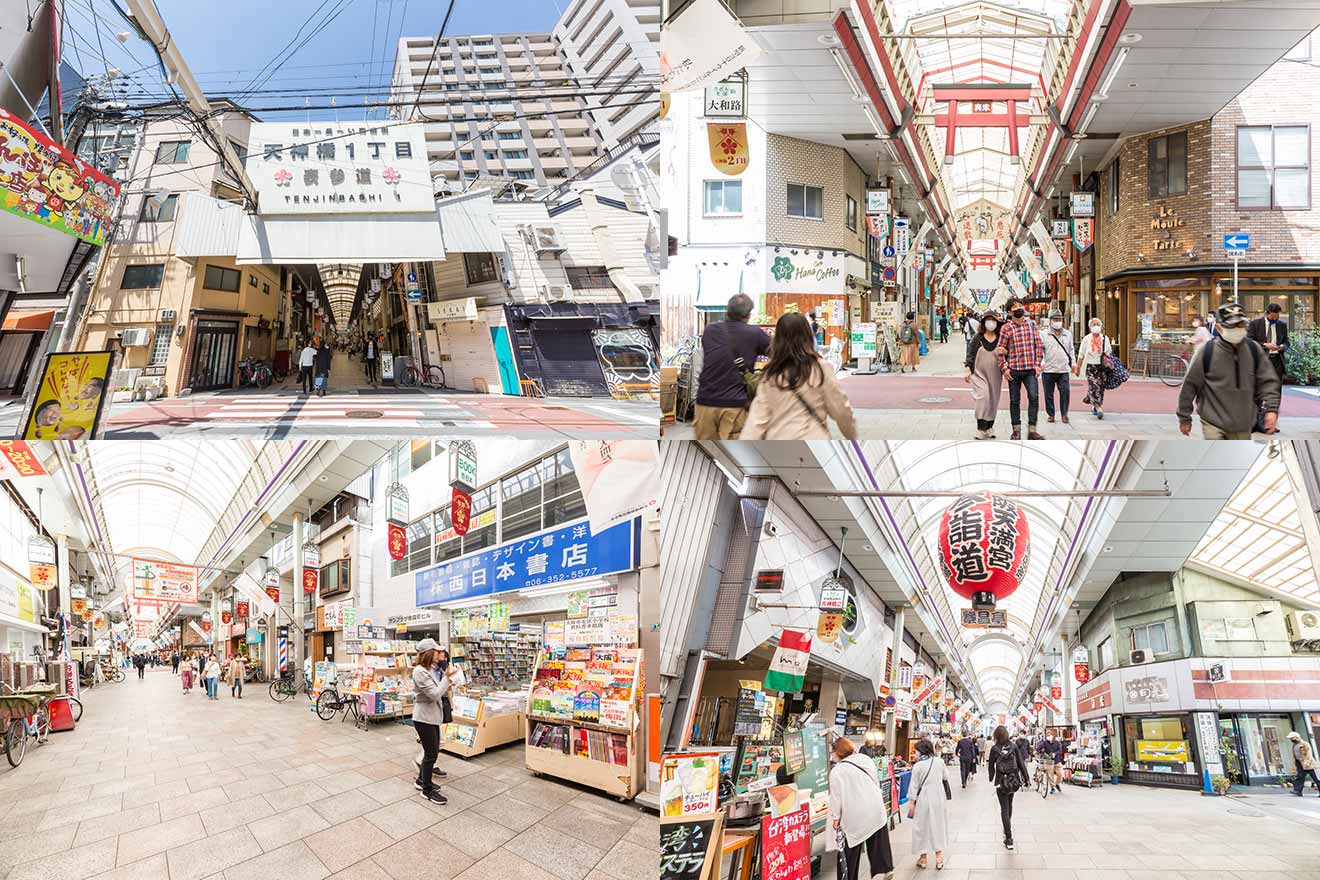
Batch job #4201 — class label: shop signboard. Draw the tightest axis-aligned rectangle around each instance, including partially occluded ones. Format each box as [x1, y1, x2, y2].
[1051, 219, 1071, 238]
[21, 351, 115, 441]
[893, 217, 911, 257]
[960, 609, 1008, 628]
[765, 249, 845, 296]
[428, 297, 479, 324]
[703, 76, 746, 117]
[850, 323, 878, 359]
[818, 578, 847, 611]
[1072, 217, 1094, 252]
[782, 728, 806, 774]
[387, 610, 436, 628]
[894, 699, 913, 722]
[1070, 191, 1095, 217]
[0, 442, 46, 478]
[897, 664, 913, 690]
[734, 683, 764, 736]
[1136, 740, 1189, 763]
[451, 487, 472, 537]
[608, 613, 637, 646]
[660, 0, 764, 94]
[564, 615, 610, 645]
[760, 805, 811, 880]
[660, 752, 720, 816]
[415, 515, 637, 607]
[660, 812, 723, 880]
[707, 123, 749, 176]
[544, 620, 565, 648]
[1194, 712, 1223, 775]
[245, 628, 263, 643]
[866, 190, 890, 215]
[567, 441, 660, 536]
[131, 559, 198, 604]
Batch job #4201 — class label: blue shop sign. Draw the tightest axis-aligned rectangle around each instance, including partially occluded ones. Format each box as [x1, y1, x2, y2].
[415, 516, 638, 607]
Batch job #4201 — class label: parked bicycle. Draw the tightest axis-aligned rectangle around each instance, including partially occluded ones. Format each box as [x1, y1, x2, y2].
[268, 674, 310, 702]
[315, 686, 362, 726]
[399, 362, 446, 389]
[0, 685, 53, 768]
[237, 358, 274, 388]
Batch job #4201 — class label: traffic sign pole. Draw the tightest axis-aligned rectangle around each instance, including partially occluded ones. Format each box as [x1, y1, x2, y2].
[1233, 251, 1240, 303]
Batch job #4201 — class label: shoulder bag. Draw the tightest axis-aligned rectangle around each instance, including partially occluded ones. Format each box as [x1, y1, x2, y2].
[718, 322, 760, 400]
[1050, 333, 1074, 368]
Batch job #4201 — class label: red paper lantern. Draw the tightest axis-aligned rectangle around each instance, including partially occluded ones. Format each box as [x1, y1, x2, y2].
[937, 491, 1030, 609]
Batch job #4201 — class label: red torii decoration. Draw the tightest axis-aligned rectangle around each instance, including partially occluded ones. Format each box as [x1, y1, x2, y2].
[931, 83, 1033, 165]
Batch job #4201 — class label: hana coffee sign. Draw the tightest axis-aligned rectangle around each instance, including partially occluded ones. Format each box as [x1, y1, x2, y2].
[765, 249, 846, 296]
[707, 122, 749, 176]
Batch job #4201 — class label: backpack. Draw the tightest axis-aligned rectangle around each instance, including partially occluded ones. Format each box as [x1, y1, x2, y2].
[1202, 335, 1263, 377]
[994, 745, 1022, 791]
[900, 322, 915, 345]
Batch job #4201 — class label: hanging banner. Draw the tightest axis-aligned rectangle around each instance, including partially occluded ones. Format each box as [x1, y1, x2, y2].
[567, 440, 660, 536]
[1029, 219, 1066, 273]
[0, 442, 46, 477]
[131, 559, 198, 604]
[303, 568, 318, 594]
[913, 675, 944, 706]
[763, 629, 812, 693]
[1072, 217, 1094, 252]
[815, 611, 843, 644]
[451, 487, 472, 537]
[221, 611, 232, 625]
[265, 586, 280, 604]
[1007, 274, 1030, 302]
[707, 122, 749, 176]
[235, 601, 249, 618]
[660, 0, 764, 94]
[905, 221, 933, 270]
[1038, 690, 1062, 714]
[1015, 243, 1046, 284]
[189, 620, 211, 643]
[21, 351, 114, 441]
[387, 523, 407, 561]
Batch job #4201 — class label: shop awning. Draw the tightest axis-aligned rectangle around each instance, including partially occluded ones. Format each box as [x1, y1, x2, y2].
[435, 189, 507, 253]
[2, 309, 54, 331]
[695, 262, 747, 311]
[0, 612, 49, 634]
[174, 193, 247, 258]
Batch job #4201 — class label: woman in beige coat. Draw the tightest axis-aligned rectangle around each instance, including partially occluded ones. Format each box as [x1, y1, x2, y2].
[741, 313, 857, 440]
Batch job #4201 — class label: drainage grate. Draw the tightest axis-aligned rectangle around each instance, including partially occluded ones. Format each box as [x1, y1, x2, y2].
[344, 410, 384, 419]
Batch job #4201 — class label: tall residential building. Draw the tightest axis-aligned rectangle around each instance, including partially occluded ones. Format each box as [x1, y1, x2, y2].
[389, 32, 600, 189]
[553, 0, 660, 146]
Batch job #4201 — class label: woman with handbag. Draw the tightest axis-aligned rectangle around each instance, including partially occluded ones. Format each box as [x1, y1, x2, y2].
[907, 739, 949, 870]
[1073, 318, 1114, 420]
[828, 737, 894, 880]
[741, 313, 858, 440]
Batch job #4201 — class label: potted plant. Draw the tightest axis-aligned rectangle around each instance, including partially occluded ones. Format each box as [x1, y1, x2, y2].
[1211, 774, 1231, 796]
[1107, 755, 1123, 783]
[1285, 327, 1320, 385]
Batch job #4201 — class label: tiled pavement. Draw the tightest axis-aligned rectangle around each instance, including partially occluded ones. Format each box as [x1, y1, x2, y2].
[0, 668, 657, 880]
[813, 765, 1320, 880]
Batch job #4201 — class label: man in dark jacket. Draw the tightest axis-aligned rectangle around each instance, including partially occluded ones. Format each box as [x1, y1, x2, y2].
[1247, 302, 1290, 383]
[1178, 302, 1280, 439]
[956, 735, 978, 787]
[364, 334, 380, 385]
[694, 294, 770, 440]
[312, 334, 333, 397]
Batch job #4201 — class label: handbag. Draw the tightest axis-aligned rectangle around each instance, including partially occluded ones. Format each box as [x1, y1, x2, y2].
[907, 758, 950, 818]
[1101, 349, 1129, 390]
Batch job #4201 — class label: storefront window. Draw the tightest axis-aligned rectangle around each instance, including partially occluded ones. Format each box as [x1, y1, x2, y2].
[1136, 291, 1208, 341]
[1123, 715, 1197, 777]
[1239, 715, 1298, 778]
[1214, 286, 1318, 331]
[543, 447, 586, 527]
[1098, 636, 1114, 671]
[1130, 621, 1170, 655]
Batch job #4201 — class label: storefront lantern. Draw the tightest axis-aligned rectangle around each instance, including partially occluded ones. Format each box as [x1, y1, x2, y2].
[937, 491, 1030, 609]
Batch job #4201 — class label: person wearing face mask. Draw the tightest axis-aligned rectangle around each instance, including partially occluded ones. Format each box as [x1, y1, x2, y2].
[995, 300, 1045, 440]
[1248, 302, 1290, 389]
[1074, 318, 1113, 420]
[964, 310, 1003, 439]
[1040, 309, 1075, 425]
[899, 311, 921, 373]
[1189, 315, 1212, 349]
[1178, 302, 1280, 439]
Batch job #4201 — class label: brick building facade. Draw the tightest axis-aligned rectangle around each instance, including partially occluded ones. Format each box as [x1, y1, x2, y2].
[1093, 45, 1320, 367]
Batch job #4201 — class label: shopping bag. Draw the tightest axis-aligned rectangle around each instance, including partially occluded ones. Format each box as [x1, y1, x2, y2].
[1101, 353, 1129, 390]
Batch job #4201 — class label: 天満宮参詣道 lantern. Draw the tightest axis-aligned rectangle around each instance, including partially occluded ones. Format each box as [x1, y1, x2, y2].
[937, 491, 1030, 610]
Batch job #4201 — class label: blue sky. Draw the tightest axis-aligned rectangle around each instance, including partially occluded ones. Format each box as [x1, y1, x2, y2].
[62, 0, 563, 120]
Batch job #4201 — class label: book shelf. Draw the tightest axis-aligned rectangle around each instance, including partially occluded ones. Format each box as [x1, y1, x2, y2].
[340, 639, 418, 722]
[451, 629, 542, 685]
[524, 644, 643, 800]
[441, 689, 527, 757]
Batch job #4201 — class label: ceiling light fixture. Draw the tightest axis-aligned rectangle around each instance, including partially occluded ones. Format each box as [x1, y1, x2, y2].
[1097, 47, 1130, 98]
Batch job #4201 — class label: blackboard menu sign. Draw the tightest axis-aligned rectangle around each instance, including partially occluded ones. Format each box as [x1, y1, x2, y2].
[760, 805, 811, 880]
[734, 687, 763, 736]
[660, 813, 723, 880]
[782, 728, 806, 775]
[799, 723, 830, 796]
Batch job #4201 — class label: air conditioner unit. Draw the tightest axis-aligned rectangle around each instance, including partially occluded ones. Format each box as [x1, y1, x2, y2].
[1286, 610, 1320, 641]
[1128, 648, 1150, 665]
[120, 328, 151, 347]
[159, 309, 177, 322]
[542, 284, 572, 302]
[531, 224, 565, 253]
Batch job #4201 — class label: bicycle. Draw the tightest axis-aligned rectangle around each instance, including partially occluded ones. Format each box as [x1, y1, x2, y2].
[1033, 760, 1055, 799]
[237, 358, 274, 388]
[269, 675, 310, 703]
[315, 687, 362, 725]
[1156, 352, 1191, 387]
[399, 363, 446, 389]
[0, 687, 52, 768]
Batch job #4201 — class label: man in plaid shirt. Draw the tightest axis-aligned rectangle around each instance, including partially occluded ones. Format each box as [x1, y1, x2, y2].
[997, 299, 1045, 439]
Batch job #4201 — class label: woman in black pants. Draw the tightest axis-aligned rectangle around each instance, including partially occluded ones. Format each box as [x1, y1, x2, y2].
[410, 638, 454, 805]
[987, 725, 1030, 850]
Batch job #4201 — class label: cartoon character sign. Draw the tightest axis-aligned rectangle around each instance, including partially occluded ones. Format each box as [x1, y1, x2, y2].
[21, 351, 115, 441]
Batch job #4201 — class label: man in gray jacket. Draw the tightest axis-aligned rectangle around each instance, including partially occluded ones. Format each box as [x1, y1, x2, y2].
[1178, 302, 1280, 439]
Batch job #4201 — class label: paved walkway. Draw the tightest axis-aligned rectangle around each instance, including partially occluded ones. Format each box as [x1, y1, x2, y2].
[0, 667, 657, 880]
[813, 764, 1320, 879]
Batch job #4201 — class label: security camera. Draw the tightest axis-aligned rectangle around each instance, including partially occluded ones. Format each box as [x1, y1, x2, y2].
[763, 521, 779, 538]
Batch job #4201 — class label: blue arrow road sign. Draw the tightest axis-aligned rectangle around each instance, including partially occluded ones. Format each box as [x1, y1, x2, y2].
[883, 245, 896, 258]
[1223, 232, 1251, 251]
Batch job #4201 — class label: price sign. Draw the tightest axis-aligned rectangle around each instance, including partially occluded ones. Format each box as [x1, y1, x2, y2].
[760, 806, 811, 880]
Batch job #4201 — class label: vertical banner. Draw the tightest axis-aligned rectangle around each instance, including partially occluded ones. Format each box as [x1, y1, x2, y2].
[660, 0, 764, 94]
[905, 221, 933, 270]
[451, 487, 472, 537]
[22, 352, 115, 440]
[764, 629, 812, 693]
[1016, 243, 1046, 284]
[707, 123, 750, 176]
[567, 440, 660, 535]
[1030, 219, 1066, 273]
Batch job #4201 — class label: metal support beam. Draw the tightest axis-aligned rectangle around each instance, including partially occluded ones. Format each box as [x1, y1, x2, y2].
[794, 488, 1169, 499]
[886, 606, 904, 757]
[931, 85, 1033, 102]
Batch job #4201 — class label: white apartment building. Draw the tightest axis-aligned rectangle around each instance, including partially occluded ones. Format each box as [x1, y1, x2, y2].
[553, 0, 661, 145]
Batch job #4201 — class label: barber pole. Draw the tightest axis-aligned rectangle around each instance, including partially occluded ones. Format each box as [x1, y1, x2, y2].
[278, 634, 287, 672]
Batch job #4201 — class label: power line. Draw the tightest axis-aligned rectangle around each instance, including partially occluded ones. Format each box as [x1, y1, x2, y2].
[237, 0, 345, 99]
[409, 0, 458, 118]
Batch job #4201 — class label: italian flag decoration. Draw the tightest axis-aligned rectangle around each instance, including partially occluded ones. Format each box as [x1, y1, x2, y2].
[764, 629, 813, 693]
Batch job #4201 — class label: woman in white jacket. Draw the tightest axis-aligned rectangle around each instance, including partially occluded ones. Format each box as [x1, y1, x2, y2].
[908, 739, 949, 870]
[828, 737, 894, 880]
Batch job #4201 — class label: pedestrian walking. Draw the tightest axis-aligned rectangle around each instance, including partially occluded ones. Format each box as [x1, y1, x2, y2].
[1289, 731, 1320, 796]
[1189, 316, 1212, 350]
[180, 653, 194, 694]
[989, 725, 1030, 850]
[938, 310, 950, 344]
[1178, 302, 1280, 439]
[411, 638, 455, 805]
[228, 654, 246, 699]
[907, 739, 948, 870]
[134, 653, 146, 680]
[313, 334, 333, 397]
[964, 311, 1003, 440]
[364, 334, 380, 385]
[170, 651, 180, 674]
[204, 654, 221, 700]
[1040, 309, 1074, 424]
[996, 300, 1044, 439]
[828, 737, 895, 880]
[1248, 302, 1290, 384]
[298, 339, 316, 394]
[898, 312, 921, 373]
[956, 735, 977, 788]
[741, 313, 857, 440]
[693, 294, 771, 440]
[1074, 317, 1114, 420]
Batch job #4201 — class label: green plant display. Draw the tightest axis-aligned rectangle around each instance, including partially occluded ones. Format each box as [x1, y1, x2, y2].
[1284, 327, 1320, 386]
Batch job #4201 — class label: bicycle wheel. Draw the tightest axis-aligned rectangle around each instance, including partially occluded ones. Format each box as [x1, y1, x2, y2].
[427, 365, 445, 389]
[112, 669, 125, 683]
[269, 680, 289, 702]
[68, 697, 82, 723]
[5, 721, 26, 767]
[315, 689, 339, 720]
[1159, 355, 1188, 387]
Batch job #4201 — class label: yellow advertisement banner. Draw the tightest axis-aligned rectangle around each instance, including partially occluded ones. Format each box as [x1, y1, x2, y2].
[71, 598, 88, 615]
[708, 122, 749, 176]
[29, 562, 57, 591]
[1136, 740, 1189, 763]
[16, 580, 34, 623]
[22, 351, 114, 440]
[816, 611, 844, 643]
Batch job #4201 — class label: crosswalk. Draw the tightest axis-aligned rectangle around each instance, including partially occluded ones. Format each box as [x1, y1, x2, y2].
[196, 393, 490, 429]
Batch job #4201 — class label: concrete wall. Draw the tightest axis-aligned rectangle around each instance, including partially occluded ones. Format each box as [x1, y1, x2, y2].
[764, 134, 869, 259]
